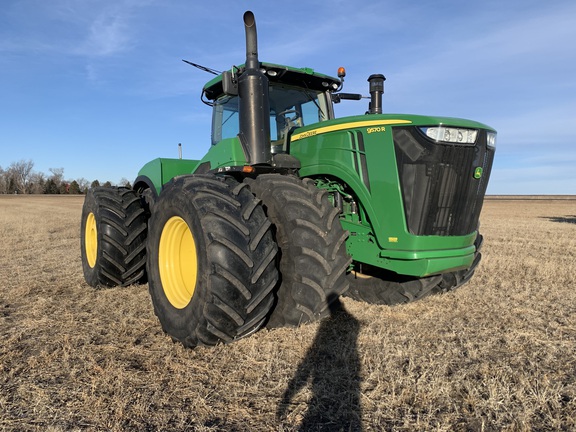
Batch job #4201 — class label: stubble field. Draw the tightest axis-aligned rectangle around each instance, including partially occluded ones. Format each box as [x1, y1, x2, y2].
[0, 195, 575, 431]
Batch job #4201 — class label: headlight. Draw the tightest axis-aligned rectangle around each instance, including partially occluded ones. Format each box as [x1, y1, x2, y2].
[487, 131, 497, 148]
[420, 126, 478, 144]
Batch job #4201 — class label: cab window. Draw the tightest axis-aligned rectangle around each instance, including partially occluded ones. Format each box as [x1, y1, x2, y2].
[211, 84, 329, 146]
[211, 96, 240, 145]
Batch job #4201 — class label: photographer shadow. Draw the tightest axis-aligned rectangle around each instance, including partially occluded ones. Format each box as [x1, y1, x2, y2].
[541, 215, 576, 224]
[277, 295, 362, 431]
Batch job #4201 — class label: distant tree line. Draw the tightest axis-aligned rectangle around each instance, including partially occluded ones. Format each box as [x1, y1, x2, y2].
[0, 160, 131, 195]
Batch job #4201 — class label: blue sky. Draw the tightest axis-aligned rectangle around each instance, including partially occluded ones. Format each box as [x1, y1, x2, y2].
[1, 0, 575, 194]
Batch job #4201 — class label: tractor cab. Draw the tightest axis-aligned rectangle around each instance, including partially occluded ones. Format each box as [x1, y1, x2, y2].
[204, 63, 339, 152]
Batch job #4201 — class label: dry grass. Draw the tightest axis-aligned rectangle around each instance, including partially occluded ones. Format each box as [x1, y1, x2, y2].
[1, 195, 575, 431]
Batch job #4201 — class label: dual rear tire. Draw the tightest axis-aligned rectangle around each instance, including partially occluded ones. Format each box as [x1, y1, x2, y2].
[146, 174, 351, 344]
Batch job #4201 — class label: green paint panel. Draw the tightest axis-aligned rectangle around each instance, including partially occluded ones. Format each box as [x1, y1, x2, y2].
[193, 137, 248, 171]
[137, 138, 247, 195]
[137, 158, 200, 195]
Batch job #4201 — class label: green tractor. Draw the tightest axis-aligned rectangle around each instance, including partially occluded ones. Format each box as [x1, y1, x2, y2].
[80, 11, 495, 348]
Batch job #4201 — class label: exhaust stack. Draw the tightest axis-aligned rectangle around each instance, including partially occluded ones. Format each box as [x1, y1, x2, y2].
[238, 11, 271, 166]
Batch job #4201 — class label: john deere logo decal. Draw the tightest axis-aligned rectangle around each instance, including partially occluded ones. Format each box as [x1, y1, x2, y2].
[473, 167, 483, 179]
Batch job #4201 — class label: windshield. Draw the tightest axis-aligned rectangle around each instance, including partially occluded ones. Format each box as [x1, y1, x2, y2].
[211, 84, 330, 146]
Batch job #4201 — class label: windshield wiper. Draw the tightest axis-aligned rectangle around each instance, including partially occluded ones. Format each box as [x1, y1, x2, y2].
[302, 83, 326, 121]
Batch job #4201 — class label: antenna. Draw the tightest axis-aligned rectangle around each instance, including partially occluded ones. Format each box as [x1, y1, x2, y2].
[182, 60, 221, 75]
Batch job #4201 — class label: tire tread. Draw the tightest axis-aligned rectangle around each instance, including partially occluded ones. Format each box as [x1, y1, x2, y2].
[246, 174, 351, 328]
[81, 187, 148, 288]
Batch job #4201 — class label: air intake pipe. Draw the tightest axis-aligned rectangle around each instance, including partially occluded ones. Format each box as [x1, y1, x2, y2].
[238, 11, 271, 166]
[367, 74, 386, 114]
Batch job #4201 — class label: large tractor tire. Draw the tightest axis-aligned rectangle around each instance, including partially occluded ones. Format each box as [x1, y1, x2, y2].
[81, 187, 148, 288]
[146, 174, 278, 348]
[245, 175, 351, 328]
[345, 233, 484, 305]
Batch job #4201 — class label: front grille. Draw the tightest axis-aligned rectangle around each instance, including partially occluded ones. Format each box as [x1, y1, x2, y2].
[393, 126, 495, 236]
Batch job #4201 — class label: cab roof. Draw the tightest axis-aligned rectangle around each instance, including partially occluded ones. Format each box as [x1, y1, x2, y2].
[203, 62, 341, 100]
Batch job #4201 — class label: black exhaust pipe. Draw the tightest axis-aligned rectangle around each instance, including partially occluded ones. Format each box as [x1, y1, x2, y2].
[238, 11, 271, 166]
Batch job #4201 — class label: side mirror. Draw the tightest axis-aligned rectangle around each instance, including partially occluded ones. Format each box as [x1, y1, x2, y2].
[332, 93, 363, 103]
[222, 70, 238, 96]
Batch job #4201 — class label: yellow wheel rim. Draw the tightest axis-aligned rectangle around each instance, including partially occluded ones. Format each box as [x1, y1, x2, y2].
[159, 216, 198, 309]
[85, 212, 98, 268]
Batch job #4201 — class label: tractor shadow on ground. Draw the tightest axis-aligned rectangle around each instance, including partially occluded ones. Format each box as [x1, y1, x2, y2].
[541, 215, 576, 224]
[277, 295, 362, 431]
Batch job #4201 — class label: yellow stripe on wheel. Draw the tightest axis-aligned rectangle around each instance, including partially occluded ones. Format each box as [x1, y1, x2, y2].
[159, 216, 198, 309]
